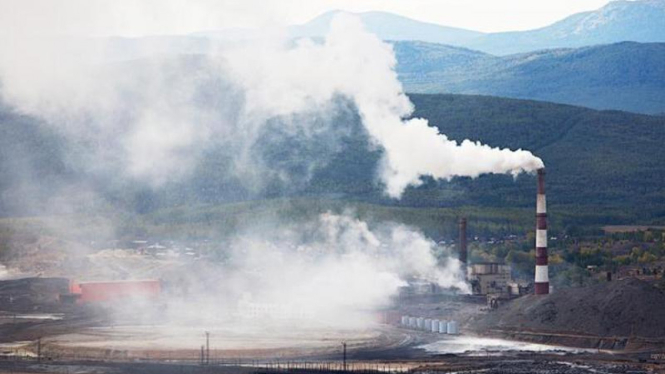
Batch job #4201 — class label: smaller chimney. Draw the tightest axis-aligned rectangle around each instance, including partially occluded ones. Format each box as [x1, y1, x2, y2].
[459, 217, 467, 277]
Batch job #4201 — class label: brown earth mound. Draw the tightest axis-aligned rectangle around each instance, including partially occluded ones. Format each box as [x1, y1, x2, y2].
[472, 279, 665, 340]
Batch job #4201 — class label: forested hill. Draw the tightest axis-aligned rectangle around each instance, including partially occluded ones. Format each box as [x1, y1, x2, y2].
[1, 94, 664, 226]
[407, 94, 665, 220]
[395, 41, 665, 115]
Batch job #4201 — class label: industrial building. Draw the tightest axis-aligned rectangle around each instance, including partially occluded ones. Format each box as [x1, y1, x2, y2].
[467, 262, 512, 296]
[458, 217, 516, 297]
[66, 279, 161, 303]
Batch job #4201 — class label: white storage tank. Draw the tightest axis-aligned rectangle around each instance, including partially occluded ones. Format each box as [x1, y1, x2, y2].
[431, 319, 439, 333]
[424, 319, 431, 331]
[416, 317, 424, 329]
[409, 317, 417, 328]
[401, 316, 408, 326]
[447, 321, 459, 335]
[439, 320, 448, 334]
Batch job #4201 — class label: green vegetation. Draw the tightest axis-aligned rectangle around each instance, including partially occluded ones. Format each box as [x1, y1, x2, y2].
[395, 41, 665, 114]
[108, 198, 536, 241]
[2, 93, 665, 234]
[464, 225, 665, 288]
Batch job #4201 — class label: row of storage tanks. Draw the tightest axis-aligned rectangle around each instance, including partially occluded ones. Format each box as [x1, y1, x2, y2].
[400, 316, 459, 335]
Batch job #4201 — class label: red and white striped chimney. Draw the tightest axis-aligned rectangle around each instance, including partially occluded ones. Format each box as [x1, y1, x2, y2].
[535, 168, 549, 295]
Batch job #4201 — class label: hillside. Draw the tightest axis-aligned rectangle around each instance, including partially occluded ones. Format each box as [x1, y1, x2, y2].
[1, 94, 664, 228]
[396, 41, 665, 114]
[471, 278, 665, 348]
[0, 106, 76, 215]
[407, 94, 665, 216]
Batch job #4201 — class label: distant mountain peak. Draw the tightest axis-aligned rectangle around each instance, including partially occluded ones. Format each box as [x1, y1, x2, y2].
[464, 0, 665, 54]
[289, 10, 483, 46]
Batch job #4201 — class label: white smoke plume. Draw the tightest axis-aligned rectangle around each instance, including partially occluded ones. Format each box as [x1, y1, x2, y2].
[224, 14, 544, 198]
[0, 13, 542, 197]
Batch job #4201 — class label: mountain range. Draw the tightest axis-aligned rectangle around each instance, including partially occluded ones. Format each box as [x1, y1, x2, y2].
[63, 0, 665, 115]
[203, 0, 665, 114]
[292, 0, 665, 55]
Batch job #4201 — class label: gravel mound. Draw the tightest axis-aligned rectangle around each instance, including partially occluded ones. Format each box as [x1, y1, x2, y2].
[0, 277, 69, 311]
[473, 278, 665, 338]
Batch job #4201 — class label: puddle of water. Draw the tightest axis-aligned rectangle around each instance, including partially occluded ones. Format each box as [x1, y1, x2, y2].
[420, 336, 597, 356]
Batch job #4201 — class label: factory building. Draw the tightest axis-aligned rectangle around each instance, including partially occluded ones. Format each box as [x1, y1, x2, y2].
[68, 279, 161, 303]
[467, 262, 512, 295]
[459, 217, 516, 296]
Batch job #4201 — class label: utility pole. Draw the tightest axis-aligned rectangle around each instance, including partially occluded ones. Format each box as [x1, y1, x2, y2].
[200, 345, 204, 365]
[341, 342, 347, 371]
[205, 331, 210, 365]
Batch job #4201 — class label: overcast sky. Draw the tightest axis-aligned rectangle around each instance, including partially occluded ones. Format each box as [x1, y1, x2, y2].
[1, 0, 614, 37]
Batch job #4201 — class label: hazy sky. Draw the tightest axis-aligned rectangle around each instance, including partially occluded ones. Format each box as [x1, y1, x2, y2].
[0, 0, 615, 37]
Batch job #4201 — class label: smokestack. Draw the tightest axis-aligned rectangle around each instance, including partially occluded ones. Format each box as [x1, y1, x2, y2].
[459, 217, 467, 277]
[535, 168, 549, 295]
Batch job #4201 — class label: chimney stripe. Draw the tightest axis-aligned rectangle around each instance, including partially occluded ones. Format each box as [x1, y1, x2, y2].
[536, 229, 547, 248]
[535, 283, 549, 294]
[537, 195, 547, 214]
[535, 265, 549, 282]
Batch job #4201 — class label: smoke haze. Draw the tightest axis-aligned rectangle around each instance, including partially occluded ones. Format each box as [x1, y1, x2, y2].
[0, 6, 538, 331]
[150, 212, 469, 329]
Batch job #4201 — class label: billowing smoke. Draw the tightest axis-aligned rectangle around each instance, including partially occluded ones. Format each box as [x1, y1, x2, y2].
[223, 14, 544, 198]
[150, 212, 469, 330]
[0, 14, 542, 199]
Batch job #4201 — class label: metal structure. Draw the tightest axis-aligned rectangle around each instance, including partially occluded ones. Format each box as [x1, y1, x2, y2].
[535, 168, 549, 295]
